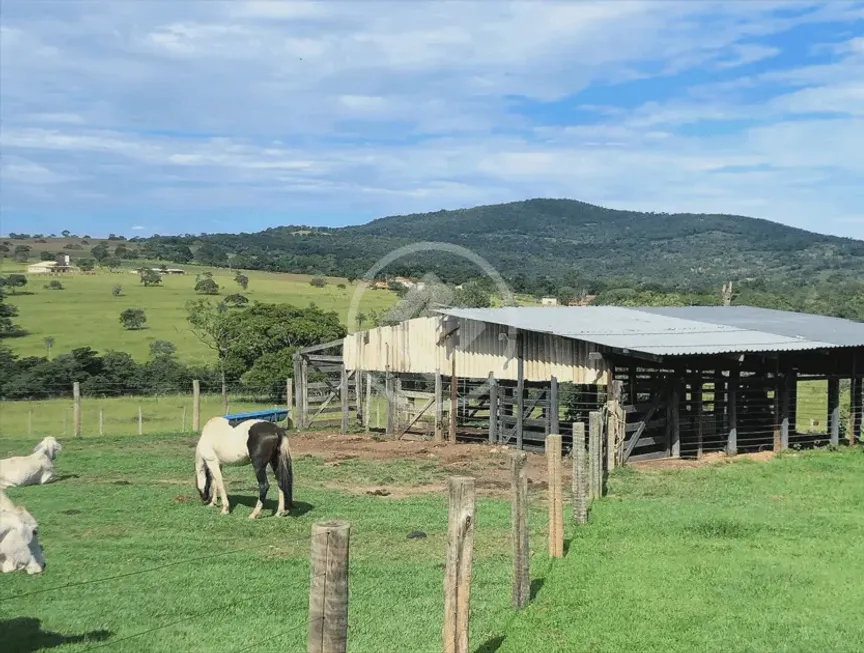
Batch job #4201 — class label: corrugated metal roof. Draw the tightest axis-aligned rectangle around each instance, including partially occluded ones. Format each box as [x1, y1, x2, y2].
[437, 305, 864, 356]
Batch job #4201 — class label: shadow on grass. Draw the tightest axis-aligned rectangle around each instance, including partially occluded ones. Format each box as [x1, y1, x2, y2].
[0, 617, 111, 653]
[475, 635, 505, 652]
[530, 577, 545, 600]
[231, 495, 315, 516]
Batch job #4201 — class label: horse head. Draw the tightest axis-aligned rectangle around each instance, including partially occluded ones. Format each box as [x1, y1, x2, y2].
[34, 437, 62, 461]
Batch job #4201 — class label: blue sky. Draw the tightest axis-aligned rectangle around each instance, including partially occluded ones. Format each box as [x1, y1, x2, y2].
[1, 1, 863, 239]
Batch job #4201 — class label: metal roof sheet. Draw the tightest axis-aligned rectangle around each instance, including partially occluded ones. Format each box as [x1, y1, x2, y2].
[437, 306, 864, 356]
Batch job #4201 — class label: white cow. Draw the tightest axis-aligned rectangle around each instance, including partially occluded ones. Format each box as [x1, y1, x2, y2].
[0, 490, 46, 574]
[0, 437, 62, 489]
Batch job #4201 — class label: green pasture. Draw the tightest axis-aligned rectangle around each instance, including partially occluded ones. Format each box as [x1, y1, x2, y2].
[2, 433, 864, 652]
[1, 261, 398, 363]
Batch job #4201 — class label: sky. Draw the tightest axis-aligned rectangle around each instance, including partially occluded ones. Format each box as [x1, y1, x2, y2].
[1, 1, 863, 239]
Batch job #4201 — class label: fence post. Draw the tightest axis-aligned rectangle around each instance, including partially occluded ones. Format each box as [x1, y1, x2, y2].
[192, 380, 201, 432]
[443, 476, 476, 653]
[435, 370, 444, 442]
[589, 410, 603, 499]
[364, 373, 372, 433]
[138, 405, 143, 436]
[286, 378, 293, 425]
[606, 380, 623, 469]
[385, 368, 394, 436]
[549, 375, 559, 437]
[449, 357, 458, 442]
[340, 365, 349, 434]
[510, 451, 529, 609]
[73, 381, 81, 438]
[308, 520, 351, 653]
[546, 434, 563, 558]
[301, 357, 309, 429]
[488, 374, 498, 444]
[828, 375, 840, 447]
[572, 422, 588, 524]
[99, 407, 104, 436]
[182, 406, 187, 433]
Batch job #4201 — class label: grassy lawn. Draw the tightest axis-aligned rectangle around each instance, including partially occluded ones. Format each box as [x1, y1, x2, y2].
[2, 433, 864, 652]
[2, 261, 398, 362]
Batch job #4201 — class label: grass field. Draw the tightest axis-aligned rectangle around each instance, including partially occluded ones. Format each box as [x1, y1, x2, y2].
[2, 432, 864, 652]
[2, 260, 398, 363]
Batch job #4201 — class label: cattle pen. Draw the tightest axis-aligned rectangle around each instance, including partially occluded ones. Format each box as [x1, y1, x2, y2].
[292, 305, 864, 469]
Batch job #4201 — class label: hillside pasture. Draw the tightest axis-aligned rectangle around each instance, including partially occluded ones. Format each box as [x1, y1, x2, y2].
[2, 262, 398, 362]
[2, 432, 864, 652]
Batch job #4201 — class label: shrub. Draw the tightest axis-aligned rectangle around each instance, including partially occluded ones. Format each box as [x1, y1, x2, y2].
[43, 280, 65, 290]
[112, 284, 123, 296]
[119, 308, 146, 330]
[195, 278, 220, 295]
[310, 277, 327, 288]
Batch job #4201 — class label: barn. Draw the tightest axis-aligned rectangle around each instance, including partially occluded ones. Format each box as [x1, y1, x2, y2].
[294, 305, 864, 463]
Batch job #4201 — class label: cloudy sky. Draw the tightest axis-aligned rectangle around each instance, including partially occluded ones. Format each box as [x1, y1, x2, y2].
[1, 1, 863, 238]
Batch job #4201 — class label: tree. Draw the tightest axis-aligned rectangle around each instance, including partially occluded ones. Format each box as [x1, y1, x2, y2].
[0, 287, 24, 338]
[43, 280, 64, 290]
[4, 274, 27, 295]
[310, 277, 327, 288]
[78, 259, 96, 272]
[234, 272, 249, 291]
[119, 308, 147, 330]
[91, 244, 110, 262]
[337, 283, 346, 289]
[61, 230, 71, 237]
[149, 340, 176, 360]
[195, 277, 220, 295]
[40, 251, 54, 261]
[138, 268, 162, 286]
[223, 293, 249, 308]
[12, 245, 30, 263]
[195, 242, 228, 266]
[186, 299, 232, 411]
[453, 280, 492, 308]
[104, 257, 122, 271]
[112, 284, 123, 296]
[114, 244, 128, 258]
[356, 312, 367, 328]
[44, 337, 55, 359]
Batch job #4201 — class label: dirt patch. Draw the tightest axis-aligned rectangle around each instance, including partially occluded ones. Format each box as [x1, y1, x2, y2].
[630, 450, 776, 471]
[174, 495, 191, 504]
[291, 432, 554, 491]
[61, 509, 81, 515]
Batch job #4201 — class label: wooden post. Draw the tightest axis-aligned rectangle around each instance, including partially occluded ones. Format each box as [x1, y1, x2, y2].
[340, 365, 349, 434]
[308, 520, 351, 653]
[364, 373, 372, 433]
[488, 374, 498, 444]
[628, 365, 638, 405]
[606, 379, 623, 469]
[828, 375, 840, 447]
[668, 380, 680, 458]
[301, 357, 309, 429]
[294, 356, 303, 430]
[443, 476, 476, 653]
[72, 381, 81, 438]
[852, 368, 861, 445]
[694, 377, 704, 459]
[546, 434, 563, 558]
[434, 370, 444, 441]
[572, 422, 588, 524]
[192, 379, 201, 432]
[780, 372, 790, 450]
[588, 410, 602, 499]
[138, 406, 143, 435]
[516, 333, 524, 450]
[727, 368, 738, 456]
[510, 452, 529, 609]
[181, 406, 186, 433]
[549, 376, 559, 437]
[449, 356, 458, 442]
[286, 378, 293, 424]
[713, 370, 725, 443]
[99, 407, 104, 436]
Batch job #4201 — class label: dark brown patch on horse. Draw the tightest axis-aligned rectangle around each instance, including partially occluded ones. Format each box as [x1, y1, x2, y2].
[246, 421, 294, 514]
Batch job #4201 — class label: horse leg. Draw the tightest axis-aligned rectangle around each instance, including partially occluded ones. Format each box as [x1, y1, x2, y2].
[270, 460, 286, 516]
[207, 461, 230, 515]
[249, 459, 269, 520]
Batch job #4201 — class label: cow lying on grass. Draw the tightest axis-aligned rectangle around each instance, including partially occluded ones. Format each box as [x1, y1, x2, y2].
[0, 437, 62, 489]
[0, 490, 45, 575]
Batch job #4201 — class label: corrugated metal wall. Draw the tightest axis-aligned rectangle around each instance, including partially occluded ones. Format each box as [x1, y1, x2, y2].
[343, 316, 609, 385]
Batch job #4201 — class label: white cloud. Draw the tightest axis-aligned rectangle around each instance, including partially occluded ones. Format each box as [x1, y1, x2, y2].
[0, 1, 862, 239]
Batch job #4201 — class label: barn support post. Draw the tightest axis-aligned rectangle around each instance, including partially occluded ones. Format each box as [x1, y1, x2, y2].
[192, 379, 201, 431]
[828, 375, 840, 447]
[789, 370, 798, 436]
[628, 365, 638, 405]
[727, 368, 739, 456]
[308, 520, 351, 653]
[693, 377, 704, 459]
[340, 365, 349, 434]
[435, 370, 444, 442]
[488, 373, 499, 444]
[73, 381, 81, 438]
[606, 379, 623, 468]
[516, 332, 525, 450]
[713, 370, 725, 445]
[549, 376, 559, 437]
[780, 370, 790, 450]
[667, 380, 680, 458]
[449, 357, 458, 442]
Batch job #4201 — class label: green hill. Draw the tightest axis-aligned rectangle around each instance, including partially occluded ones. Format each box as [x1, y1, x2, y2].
[135, 198, 864, 291]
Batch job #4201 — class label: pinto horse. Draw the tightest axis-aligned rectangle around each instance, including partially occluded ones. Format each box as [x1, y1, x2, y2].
[194, 417, 294, 519]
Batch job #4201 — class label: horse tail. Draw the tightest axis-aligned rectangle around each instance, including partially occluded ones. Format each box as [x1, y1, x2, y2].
[195, 448, 212, 504]
[275, 432, 294, 510]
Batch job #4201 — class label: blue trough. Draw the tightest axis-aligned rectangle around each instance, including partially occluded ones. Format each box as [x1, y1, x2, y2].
[224, 408, 290, 428]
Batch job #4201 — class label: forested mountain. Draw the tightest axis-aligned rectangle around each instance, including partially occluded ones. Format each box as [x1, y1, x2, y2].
[136, 199, 864, 294]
